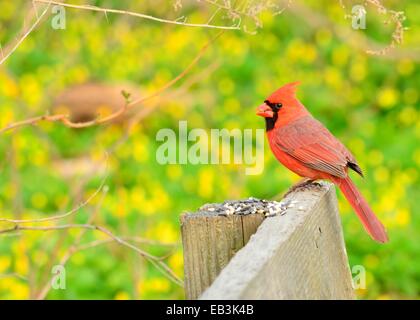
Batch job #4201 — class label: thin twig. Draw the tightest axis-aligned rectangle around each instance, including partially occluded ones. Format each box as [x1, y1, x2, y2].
[34, 0, 240, 30]
[75, 237, 177, 251]
[0, 165, 108, 224]
[106, 60, 221, 154]
[0, 272, 28, 281]
[0, 3, 50, 66]
[35, 183, 108, 299]
[0, 223, 183, 286]
[0, 31, 224, 134]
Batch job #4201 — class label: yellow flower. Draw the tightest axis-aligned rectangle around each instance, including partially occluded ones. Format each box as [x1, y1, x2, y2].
[349, 60, 366, 82]
[0, 256, 11, 273]
[11, 282, 29, 300]
[324, 67, 342, 89]
[114, 291, 130, 300]
[198, 168, 214, 198]
[166, 102, 186, 119]
[286, 39, 304, 61]
[166, 165, 182, 182]
[221, 34, 244, 59]
[150, 186, 170, 211]
[377, 87, 399, 109]
[142, 201, 156, 216]
[15, 256, 29, 276]
[115, 188, 128, 217]
[169, 251, 183, 276]
[0, 72, 19, 98]
[146, 278, 171, 293]
[0, 108, 14, 128]
[130, 186, 146, 210]
[133, 140, 149, 163]
[20, 74, 42, 109]
[69, 66, 89, 83]
[32, 150, 48, 166]
[152, 222, 177, 243]
[302, 44, 317, 64]
[260, 11, 274, 27]
[166, 30, 189, 53]
[395, 208, 410, 226]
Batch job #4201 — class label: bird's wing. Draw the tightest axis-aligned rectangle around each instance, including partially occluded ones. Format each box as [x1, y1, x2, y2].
[273, 116, 360, 178]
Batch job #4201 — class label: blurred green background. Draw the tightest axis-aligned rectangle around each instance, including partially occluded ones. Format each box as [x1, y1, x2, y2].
[0, 0, 419, 299]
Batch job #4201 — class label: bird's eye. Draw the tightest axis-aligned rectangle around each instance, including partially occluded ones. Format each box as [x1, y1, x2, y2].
[264, 100, 282, 111]
[272, 103, 282, 111]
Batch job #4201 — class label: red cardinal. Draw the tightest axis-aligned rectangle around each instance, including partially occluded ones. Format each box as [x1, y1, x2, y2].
[257, 82, 388, 243]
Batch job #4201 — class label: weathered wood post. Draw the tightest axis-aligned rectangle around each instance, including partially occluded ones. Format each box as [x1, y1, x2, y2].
[181, 182, 355, 300]
[180, 202, 265, 299]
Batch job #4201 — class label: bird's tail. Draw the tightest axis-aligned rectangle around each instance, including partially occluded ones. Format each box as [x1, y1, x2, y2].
[334, 177, 388, 243]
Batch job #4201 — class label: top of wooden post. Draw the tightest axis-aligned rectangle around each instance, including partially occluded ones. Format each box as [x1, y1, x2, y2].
[201, 183, 354, 299]
[196, 182, 355, 300]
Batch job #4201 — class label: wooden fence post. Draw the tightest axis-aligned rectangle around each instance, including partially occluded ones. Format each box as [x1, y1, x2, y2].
[181, 182, 355, 300]
[180, 203, 265, 299]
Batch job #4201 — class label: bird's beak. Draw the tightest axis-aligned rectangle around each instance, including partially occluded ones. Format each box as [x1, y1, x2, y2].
[256, 103, 274, 118]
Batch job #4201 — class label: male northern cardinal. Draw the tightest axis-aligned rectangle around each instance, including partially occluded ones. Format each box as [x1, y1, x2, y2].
[256, 82, 388, 243]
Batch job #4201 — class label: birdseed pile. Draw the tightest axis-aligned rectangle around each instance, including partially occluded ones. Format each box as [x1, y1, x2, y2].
[198, 197, 299, 217]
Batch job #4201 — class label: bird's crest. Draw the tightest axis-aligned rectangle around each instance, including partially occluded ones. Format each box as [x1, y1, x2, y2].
[267, 81, 300, 102]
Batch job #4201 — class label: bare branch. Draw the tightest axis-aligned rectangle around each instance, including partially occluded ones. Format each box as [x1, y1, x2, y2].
[0, 31, 224, 134]
[0, 223, 183, 287]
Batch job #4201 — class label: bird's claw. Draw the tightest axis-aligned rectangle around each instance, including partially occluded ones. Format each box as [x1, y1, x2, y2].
[284, 179, 322, 197]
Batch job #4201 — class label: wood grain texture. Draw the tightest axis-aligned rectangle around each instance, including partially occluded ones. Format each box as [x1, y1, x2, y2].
[200, 183, 355, 300]
[181, 211, 265, 299]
